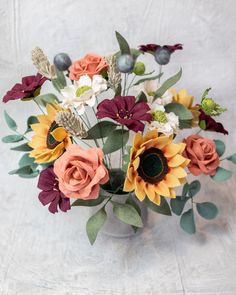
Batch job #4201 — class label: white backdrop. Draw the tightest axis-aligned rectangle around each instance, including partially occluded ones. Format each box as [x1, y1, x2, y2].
[1, 0, 236, 294]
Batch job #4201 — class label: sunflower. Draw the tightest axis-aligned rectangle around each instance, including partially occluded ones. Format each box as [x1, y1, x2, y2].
[28, 104, 71, 164]
[123, 130, 190, 205]
[171, 89, 200, 127]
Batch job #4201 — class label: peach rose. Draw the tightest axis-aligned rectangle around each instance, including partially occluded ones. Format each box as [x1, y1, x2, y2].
[53, 145, 109, 199]
[184, 134, 220, 176]
[69, 53, 107, 80]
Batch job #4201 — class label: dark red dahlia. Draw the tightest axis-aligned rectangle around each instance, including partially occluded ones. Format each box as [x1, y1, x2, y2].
[139, 43, 183, 53]
[2, 73, 47, 103]
[37, 166, 71, 214]
[199, 109, 228, 135]
[96, 96, 152, 132]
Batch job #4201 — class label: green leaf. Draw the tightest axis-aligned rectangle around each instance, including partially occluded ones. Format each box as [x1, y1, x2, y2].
[133, 73, 163, 86]
[196, 202, 218, 220]
[145, 197, 172, 216]
[103, 129, 129, 155]
[52, 69, 67, 92]
[34, 93, 59, 106]
[130, 48, 142, 60]
[182, 183, 189, 198]
[211, 167, 233, 182]
[18, 153, 35, 167]
[138, 70, 155, 77]
[86, 121, 118, 140]
[136, 91, 147, 103]
[18, 170, 39, 178]
[179, 119, 192, 129]
[26, 116, 39, 133]
[154, 68, 182, 99]
[115, 31, 131, 55]
[188, 180, 201, 198]
[126, 195, 141, 216]
[2, 134, 23, 143]
[170, 197, 188, 216]
[4, 110, 17, 131]
[214, 140, 225, 157]
[9, 165, 37, 176]
[227, 153, 236, 164]
[180, 209, 196, 234]
[86, 207, 107, 245]
[112, 201, 143, 227]
[165, 103, 193, 121]
[11, 143, 32, 152]
[72, 196, 105, 207]
[199, 120, 206, 130]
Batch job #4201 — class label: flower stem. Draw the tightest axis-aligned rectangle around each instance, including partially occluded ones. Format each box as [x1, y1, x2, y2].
[126, 74, 136, 95]
[158, 65, 162, 83]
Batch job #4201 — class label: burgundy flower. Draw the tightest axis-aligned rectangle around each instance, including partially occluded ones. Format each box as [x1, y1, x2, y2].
[199, 109, 228, 135]
[96, 96, 152, 132]
[37, 166, 71, 214]
[139, 43, 183, 53]
[3, 73, 47, 103]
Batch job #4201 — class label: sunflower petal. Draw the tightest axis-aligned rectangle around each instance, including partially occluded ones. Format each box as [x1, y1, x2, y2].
[164, 174, 181, 188]
[168, 154, 187, 167]
[123, 177, 135, 192]
[51, 127, 68, 142]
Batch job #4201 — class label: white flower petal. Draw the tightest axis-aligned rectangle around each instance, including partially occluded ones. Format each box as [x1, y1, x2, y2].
[78, 75, 92, 87]
[92, 75, 107, 94]
[76, 104, 86, 115]
[61, 85, 76, 98]
[86, 95, 96, 107]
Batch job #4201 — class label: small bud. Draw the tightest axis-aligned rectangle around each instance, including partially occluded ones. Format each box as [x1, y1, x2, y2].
[133, 61, 145, 75]
[116, 54, 134, 73]
[154, 47, 171, 65]
[54, 53, 72, 71]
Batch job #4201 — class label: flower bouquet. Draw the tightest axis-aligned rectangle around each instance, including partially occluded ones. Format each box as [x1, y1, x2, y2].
[2, 32, 236, 244]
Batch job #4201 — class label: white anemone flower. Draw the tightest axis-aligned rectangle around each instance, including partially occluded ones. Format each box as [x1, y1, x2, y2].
[137, 79, 173, 105]
[148, 104, 179, 136]
[60, 74, 107, 114]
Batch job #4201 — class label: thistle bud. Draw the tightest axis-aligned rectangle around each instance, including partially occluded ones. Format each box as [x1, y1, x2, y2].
[54, 53, 72, 71]
[154, 47, 171, 65]
[133, 61, 145, 75]
[116, 54, 134, 73]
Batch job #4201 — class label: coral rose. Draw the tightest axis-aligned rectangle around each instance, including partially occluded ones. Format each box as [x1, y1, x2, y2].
[184, 134, 220, 176]
[69, 53, 107, 80]
[53, 145, 109, 199]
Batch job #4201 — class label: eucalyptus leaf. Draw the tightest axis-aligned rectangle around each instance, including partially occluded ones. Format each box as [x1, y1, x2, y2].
[72, 196, 105, 207]
[52, 69, 67, 92]
[18, 153, 35, 167]
[4, 110, 17, 131]
[196, 202, 218, 220]
[211, 167, 232, 182]
[34, 93, 59, 106]
[115, 31, 131, 55]
[214, 139, 225, 157]
[145, 197, 172, 216]
[170, 197, 188, 216]
[103, 129, 129, 155]
[165, 103, 193, 121]
[19, 170, 39, 178]
[126, 196, 142, 233]
[2, 134, 23, 143]
[188, 180, 201, 198]
[154, 68, 182, 99]
[133, 73, 163, 86]
[227, 153, 236, 164]
[179, 119, 192, 129]
[9, 165, 35, 176]
[112, 201, 143, 227]
[180, 209, 196, 234]
[182, 183, 190, 198]
[85, 121, 118, 140]
[26, 116, 39, 133]
[86, 207, 107, 245]
[11, 143, 32, 152]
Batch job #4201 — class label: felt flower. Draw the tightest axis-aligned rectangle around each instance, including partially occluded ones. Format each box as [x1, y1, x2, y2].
[199, 109, 228, 135]
[96, 96, 152, 132]
[137, 79, 172, 105]
[148, 105, 179, 136]
[60, 74, 107, 114]
[123, 130, 190, 205]
[69, 53, 107, 80]
[38, 166, 71, 214]
[184, 134, 220, 176]
[28, 104, 71, 164]
[171, 89, 200, 127]
[53, 145, 109, 199]
[2, 73, 47, 103]
[139, 43, 183, 53]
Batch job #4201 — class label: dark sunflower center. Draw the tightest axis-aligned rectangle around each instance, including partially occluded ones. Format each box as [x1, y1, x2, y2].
[137, 147, 168, 184]
[46, 121, 60, 149]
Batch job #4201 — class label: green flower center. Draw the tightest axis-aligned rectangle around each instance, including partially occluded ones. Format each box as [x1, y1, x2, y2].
[147, 91, 156, 97]
[137, 147, 169, 184]
[152, 110, 168, 123]
[75, 86, 92, 97]
[202, 98, 216, 110]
